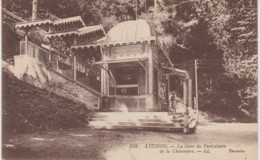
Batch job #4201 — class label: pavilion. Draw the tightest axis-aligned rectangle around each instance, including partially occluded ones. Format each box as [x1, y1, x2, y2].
[71, 19, 193, 113]
[15, 12, 197, 132]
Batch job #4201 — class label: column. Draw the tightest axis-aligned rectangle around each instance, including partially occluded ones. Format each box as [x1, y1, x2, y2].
[188, 79, 192, 108]
[146, 46, 154, 111]
[32, 0, 38, 21]
[101, 64, 104, 95]
[166, 74, 170, 106]
[183, 80, 189, 134]
[195, 59, 198, 110]
[101, 64, 109, 95]
[56, 58, 59, 70]
[25, 32, 28, 55]
[48, 39, 52, 62]
[148, 47, 153, 94]
[183, 81, 187, 107]
[73, 54, 77, 80]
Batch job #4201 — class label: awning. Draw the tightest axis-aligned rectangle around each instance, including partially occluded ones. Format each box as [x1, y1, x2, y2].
[53, 16, 85, 27]
[71, 36, 156, 50]
[45, 25, 105, 39]
[93, 57, 148, 65]
[15, 16, 86, 31]
[71, 37, 106, 50]
[104, 36, 156, 46]
[15, 19, 52, 29]
[77, 25, 105, 35]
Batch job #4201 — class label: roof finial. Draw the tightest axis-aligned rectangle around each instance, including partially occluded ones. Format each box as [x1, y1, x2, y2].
[32, 0, 38, 21]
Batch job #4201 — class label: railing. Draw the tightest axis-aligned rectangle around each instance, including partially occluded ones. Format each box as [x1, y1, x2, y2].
[156, 37, 170, 60]
[20, 41, 101, 93]
[2, 7, 27, 23]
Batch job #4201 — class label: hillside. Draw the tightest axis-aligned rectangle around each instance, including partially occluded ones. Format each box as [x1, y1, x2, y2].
[2, 70, 93, 136]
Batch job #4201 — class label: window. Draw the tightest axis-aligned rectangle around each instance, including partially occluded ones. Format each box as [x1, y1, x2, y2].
[114, 66, 139, 95]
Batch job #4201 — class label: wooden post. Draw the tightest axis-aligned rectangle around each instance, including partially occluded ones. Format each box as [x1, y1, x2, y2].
[25, 32, 28, 55]
[183, 81, 187, 107]
[183, 80, 189, 134]
[56, 58, 59, 70]
[48, 45, 52, 62]
[48, 39, 52, 62]
[147, 46, 154, 110]
[145, 64, 148, 94]
[101, 64, 104, 95]
[148, 48, 153, 94]
[104, 64, 109, 95]
[73, 54, 77, 80]
[188, 79, 192, 108]
[195, 59, 198, 110]
[166, 74, 170, 106]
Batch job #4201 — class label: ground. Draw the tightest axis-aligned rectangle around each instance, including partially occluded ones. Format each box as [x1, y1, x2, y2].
[3, 123, 257, 160]
[2, 68, 257, 160]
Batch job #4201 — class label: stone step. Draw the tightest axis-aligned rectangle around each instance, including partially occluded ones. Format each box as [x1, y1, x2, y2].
[89, 121, 185, 129]
[89, 112, 187, 129]
[91, 117, 185, 123]
[93, 112, 184, 118]
[91, 117, 165, 123]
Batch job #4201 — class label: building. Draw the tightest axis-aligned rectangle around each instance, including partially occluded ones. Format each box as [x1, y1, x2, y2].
[15, 15, 198, 133]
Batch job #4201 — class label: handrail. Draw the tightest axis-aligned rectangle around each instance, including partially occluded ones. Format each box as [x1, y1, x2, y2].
[26, 41, 101, 72]
[21, 40, 102, 96]
[37, 77, 98, 108]
[162, 66, 190, 80]
[2, 7, 27, 22]
[49, 67, 101, 97]
[156, 37, 173, 67]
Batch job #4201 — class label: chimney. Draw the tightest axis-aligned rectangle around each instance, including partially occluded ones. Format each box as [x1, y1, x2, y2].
[32, 0, 38, 21]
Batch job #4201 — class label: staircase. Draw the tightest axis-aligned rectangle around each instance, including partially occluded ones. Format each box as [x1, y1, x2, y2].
[89, 112, 187, 130]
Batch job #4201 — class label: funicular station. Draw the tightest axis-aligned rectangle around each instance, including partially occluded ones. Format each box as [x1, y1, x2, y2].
[13, 6, 198, 133]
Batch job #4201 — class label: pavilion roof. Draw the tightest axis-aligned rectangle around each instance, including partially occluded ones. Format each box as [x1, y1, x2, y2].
[71, 36, 156, 50]
[45, 25, 105, 39]
[53, 16, 85, 26]
[70, 20, 157, 50]
[71, 37, 106, 50]
[15, 19, 52, 30]
[15, 16, 86, 31]
[15, 16, 106, 46]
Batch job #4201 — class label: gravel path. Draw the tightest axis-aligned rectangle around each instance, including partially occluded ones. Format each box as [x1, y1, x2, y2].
[3, 123, 257, 160]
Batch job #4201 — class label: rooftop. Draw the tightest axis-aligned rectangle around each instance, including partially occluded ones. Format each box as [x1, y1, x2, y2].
[106, 19, 154, 42]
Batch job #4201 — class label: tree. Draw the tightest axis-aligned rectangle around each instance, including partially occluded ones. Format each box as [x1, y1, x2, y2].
[197, 0, 257, 116]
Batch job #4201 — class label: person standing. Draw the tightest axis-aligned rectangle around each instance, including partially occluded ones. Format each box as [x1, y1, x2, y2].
[169, 91, 177, 112]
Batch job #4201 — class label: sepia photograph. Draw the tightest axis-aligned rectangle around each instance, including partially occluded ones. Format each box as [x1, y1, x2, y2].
[2, 0, 258, 159]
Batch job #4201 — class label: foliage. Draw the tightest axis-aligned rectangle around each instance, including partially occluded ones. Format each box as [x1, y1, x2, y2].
[2, 24, 21, 60]
[2, 71, 93, 135]
[197, 0, 257, 112]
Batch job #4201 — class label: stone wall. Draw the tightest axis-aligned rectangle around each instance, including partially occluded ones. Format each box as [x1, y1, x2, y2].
[13, 55, 99, 108]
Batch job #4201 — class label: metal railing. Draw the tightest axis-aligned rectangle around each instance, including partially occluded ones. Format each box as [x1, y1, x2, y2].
[20, 41, 101, 93]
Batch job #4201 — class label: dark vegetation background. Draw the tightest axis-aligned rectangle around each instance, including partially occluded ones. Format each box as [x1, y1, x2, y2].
[2, 0, 257, 124]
